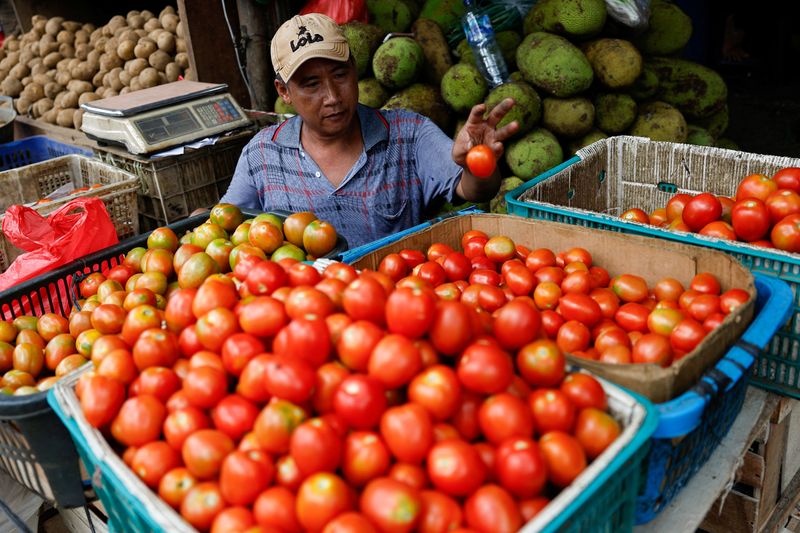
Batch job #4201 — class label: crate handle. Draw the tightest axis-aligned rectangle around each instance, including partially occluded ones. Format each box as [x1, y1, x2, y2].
[566, 188, 575, 200]
[657, 181, 678, 194]
[598, 170, 606, 184]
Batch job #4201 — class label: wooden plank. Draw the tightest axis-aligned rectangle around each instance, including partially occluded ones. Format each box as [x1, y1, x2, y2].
[759, 409, 791, 529]
[176, 0, 251, 108]
[784, 400, 800, 492]
[760, 462, 800, 533]
[701, 490, 758, 533]
[737, 450, 766, 490]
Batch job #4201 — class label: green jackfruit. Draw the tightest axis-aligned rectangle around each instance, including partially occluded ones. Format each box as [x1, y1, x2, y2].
[635, 0, 692, 56]
[341, 22, 385, 79]
[419, 0, 466, 31]
[413, 18, 453, 85]
[441, 63, 487, 113]
[382, 83, 450, 130]
[542, 97, 595, 138]
[484, 81, 542, 136]
[629, 101, 688, 143]
[358, 78, 390, 108]
[686, 125, 715, 146]
[490, 176, 525, 214]
[567, 129, 608, 154]
[582, 39, 642, 89]
[594, 93, 637, 133]
[516, 32, 593, 97]
[367, 0, 417, 33]
[372, 37, 424, 90]
[696, 104, 729, 139]
[629, 64, 659, 101]
[505, 128, 564, 180]
[649, 57, 728, 119]
[523, 0, 607, 39]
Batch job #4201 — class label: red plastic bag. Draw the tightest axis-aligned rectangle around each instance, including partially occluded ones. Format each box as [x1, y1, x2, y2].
[0, 197, 119, 292]
[300, 0, 367, 24]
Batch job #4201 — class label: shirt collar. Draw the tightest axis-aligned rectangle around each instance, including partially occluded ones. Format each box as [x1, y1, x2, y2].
[271, 104, 389, 150]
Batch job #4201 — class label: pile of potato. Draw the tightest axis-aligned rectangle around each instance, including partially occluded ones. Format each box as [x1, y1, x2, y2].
[0, 6, 190, 129]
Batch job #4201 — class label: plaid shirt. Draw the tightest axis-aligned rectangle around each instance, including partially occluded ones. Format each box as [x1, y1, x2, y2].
[220, 104, 462, 247]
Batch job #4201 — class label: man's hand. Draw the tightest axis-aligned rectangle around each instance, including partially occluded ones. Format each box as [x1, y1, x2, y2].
[453, 98, 519, 202]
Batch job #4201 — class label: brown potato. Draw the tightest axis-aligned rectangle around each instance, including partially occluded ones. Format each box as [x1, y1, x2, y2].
[32, 16, 47, 33]
[22, 82, 44, 101]
[176, 21, 184, 39]
[148, 50, 170, 72]
[44, 82, 64, 99]
[141, 10, 156, 20]
[15, 96, 33, 114]
[58, 43, 75, 59]
[104, 37, 119, 56]
[128, 14, 145, 30]
[138, 67, 158, 88]
[9, 63, 30, 81]
[92, 69, 107, 87]
[117, 40, 135, 61]
[2, 77, 22, 98]
[160, 14, 179, 34]
[32, 98, 53, 118]
[134, 38, 157, 59]
[96, 86, 106, 97]
[129, 76, 142, 92]
[143, 18, 162, 33]
[55, 70, 71, 86]
[60, 91, 79, 109]
[90, 28, 103, 44]
[156, 32, 175, 54]
[73, 108, 84, 129]
[105, 16, 127, 36]
[176, 38, 186, 54]
[19, 49, 34, 66]
[147, 29, 165, 42]
[67, 79, 92, 94]
[119, 86, 130, 95]
[21, 75, 32, 86]
[57, 108, 76, 127]
[67, 58, 80, 71]
[125, 58, 148, 76]
[99, 53, 123, 72]
[104, 88, 119, 98]
[45, 17, 64, 36]
[43, 107, 58, 124]
[135, 29, 148, 39]
[119, 29, 138, 43]
[160, 6, 176, 17]
[75, 43, 90, 61]
[78, 92, 100, 106]
[174, 52, 189, 69]
[71, 63, 96, 82]
[107, 67, 124, 91]
[119, 70, 131, 86]
[83, 23, 96, 34]
[41, 34, 60, 54]
[165, 62, 181, 82]
[62, 21, 82, 33]
[86, 50, 100, 68]
[74, 30, 90, 45]
[56, 30, 75, 45]
[4, 37, 20, 52]
[31, 68, 51, 82]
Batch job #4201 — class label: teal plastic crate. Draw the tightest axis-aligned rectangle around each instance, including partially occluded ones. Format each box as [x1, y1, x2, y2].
[506, 135, 800, 400]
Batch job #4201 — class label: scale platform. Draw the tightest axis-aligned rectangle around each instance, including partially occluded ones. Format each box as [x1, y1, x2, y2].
[81, 80, 252, 155]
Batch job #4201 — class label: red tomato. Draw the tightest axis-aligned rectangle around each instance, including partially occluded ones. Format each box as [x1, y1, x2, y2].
[503, 264, 536, 296]
[654, 277, 684, 302]
[385, 287, 436, 339]
[360, 477, 422, 533]
[594, 327, 631, 353]
[273, 317, 332, 368]
[766, 189, 800, 225]
[111, 394, 166, 447]
[415, 261, 448, 287]
[342, 431, 391, 487]
[466, 144, 497, 178]
[427, 439, 486, 497]
[771, 213, 800, 252]
[575, 407, 622, 459]
[598, 345, 632, 364]
[631, 333, 673, 366]
[611, 274, 649, 303]
[380, 403, 434, 464]
[220, 449, 274, 505]
[342, 276, 387, 325]
[736, 173, 778, 202]
[682, 193, 722, 232]
[290, 417, 343, 476]
[620, 208, 649, 224]
[137, 366, 180, 403]
[525, 248, 556, 272]
[408, 365, 461, 421]
[81, 374, 126, 428]
[649, 208, 668, 227]
[182, 429, 234, 480]
[210, 394, 259, 441]
[529, 389, 576, 434]
[164, 407, 211, 450]
[731, 198, 771, 241]
[369, 334, 422, 389]
[540, 310, 565, 339]
[666, 193, 692, 222]
[687, 294, 721, 322]
[464, 484, 523, 533]
[314, 362, 351, 414]
[698, 220, 737, 240]
[534, 266, 565, 286]
[323, 512, 378, 533]
[478, 392, 534, 444]
[484, 236, 516, 263]
[561, 271, 592, 295]
[457, 341, 514, 394]
[690, 272, 721, 295]
[378, 253, 410, 283]
[558, 293, 602, 326]
[555, 320, 591, 353]
[254, 398, 307, 455]
[333, 374, 387, 430]
[254, 486, 303, 532]
[418, 490, 462, 533]
[670, 318, 707, 353]
[451, 392, 483, 442]
[180, 482, 226, 531]
[211, 507, 256, 533]
[195, 307, 240, 353]
[158, 466, 197, 509]
[720, 288, 750, 314]
[132, 328, 180, 371]
[296, 472, 354, 531]
[494, 437, 547, 499]
[183, 366, 227, 409]
[539, 431, 587, 488]
[773, 167, 800, 193]
[615, 302, 650, 333]
[429, 301, 474, 356]
[560, 373, 607, 411]
[263, 354, 316, 404]
[336, 320, 384, 372]
[492, 299, 541, 351]
[647, 308, 684, 336]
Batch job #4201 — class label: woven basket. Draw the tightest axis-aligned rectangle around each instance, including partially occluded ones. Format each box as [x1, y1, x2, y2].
[0, 155, 139, 271]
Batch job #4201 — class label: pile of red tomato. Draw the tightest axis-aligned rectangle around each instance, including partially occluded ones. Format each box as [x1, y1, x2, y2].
[70, 225, 641, 532]
[621, 167, 800, 252]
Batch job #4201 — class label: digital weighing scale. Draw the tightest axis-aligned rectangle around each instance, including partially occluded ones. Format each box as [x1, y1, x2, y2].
[80, 81, 252, 155]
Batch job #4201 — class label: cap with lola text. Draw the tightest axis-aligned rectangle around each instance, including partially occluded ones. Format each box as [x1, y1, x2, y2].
[271, 13, 350, 82]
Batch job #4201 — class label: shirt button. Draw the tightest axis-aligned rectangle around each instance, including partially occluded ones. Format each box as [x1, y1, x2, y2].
[315, 171, 321, 177]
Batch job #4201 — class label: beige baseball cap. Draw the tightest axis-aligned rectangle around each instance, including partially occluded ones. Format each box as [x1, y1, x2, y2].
[271, 13, 350, 82]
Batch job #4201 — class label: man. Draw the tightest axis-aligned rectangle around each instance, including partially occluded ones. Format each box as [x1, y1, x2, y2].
[220, 13, 518, 247]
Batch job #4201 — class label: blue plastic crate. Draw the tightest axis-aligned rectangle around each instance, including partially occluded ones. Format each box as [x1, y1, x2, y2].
[0, 136, 92, 171]
[506, 136, 800, 400]
[636, 274, 793, 523]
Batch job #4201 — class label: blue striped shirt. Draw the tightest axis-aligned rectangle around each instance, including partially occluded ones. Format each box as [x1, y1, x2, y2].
[220, 104, 463, 247]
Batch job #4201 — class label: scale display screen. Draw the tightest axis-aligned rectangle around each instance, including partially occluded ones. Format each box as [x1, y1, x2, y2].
[134, 108, 200, 144]
[193, 97, 243, 128]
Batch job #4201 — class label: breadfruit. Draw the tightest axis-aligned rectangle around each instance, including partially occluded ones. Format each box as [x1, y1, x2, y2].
[274, 97, 295, 115]
[523, 0, 607, 39]
[629, 64, 659, 101]
[367, 0, 417, 33]
[412, 18, 453, 85]
[542, 96, 595, 138]
[648, 57, 727, 119]
[629, 101, 688, 143]
[635, 0, 692, 56]
[686, 125, 715, 146]
[567, 129, 608, 154]
[420, 0, 466, 31]
[594, 93, 637, 133]
[696, 104, 729, 139]
[490, 176, 525, 214]
[382, 83, 450, 130]
[341, 22, 385, 79]
[582, 39, 642, 89]
[373, 37, 424, 90]
[484, 81, 541, 136]
[359, 78, 390, 108]
[505, 128, 564, 180]
[441, 63, 487, 113]
[517, 32, 593, 97]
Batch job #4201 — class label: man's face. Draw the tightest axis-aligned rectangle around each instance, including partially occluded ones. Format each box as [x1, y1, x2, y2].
[277, 58, 359, 138]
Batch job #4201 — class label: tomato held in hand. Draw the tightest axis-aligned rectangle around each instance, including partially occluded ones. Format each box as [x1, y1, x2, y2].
[466, 144, 496, 178]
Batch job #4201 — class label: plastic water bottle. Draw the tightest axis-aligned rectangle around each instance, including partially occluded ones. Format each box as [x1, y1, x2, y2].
[462, 0, 508, 88]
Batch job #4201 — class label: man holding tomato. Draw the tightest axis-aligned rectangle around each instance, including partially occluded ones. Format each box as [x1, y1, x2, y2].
[220, 13, 519, 247]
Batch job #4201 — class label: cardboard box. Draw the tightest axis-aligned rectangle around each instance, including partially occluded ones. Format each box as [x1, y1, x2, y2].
[351, 214, 756, 403]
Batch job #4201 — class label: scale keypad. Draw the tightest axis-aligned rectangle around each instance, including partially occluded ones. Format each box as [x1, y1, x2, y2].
[194, 97, 242, 128]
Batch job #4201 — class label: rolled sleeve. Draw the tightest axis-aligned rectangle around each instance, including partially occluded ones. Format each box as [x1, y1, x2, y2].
[413, 119, 463, 206]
